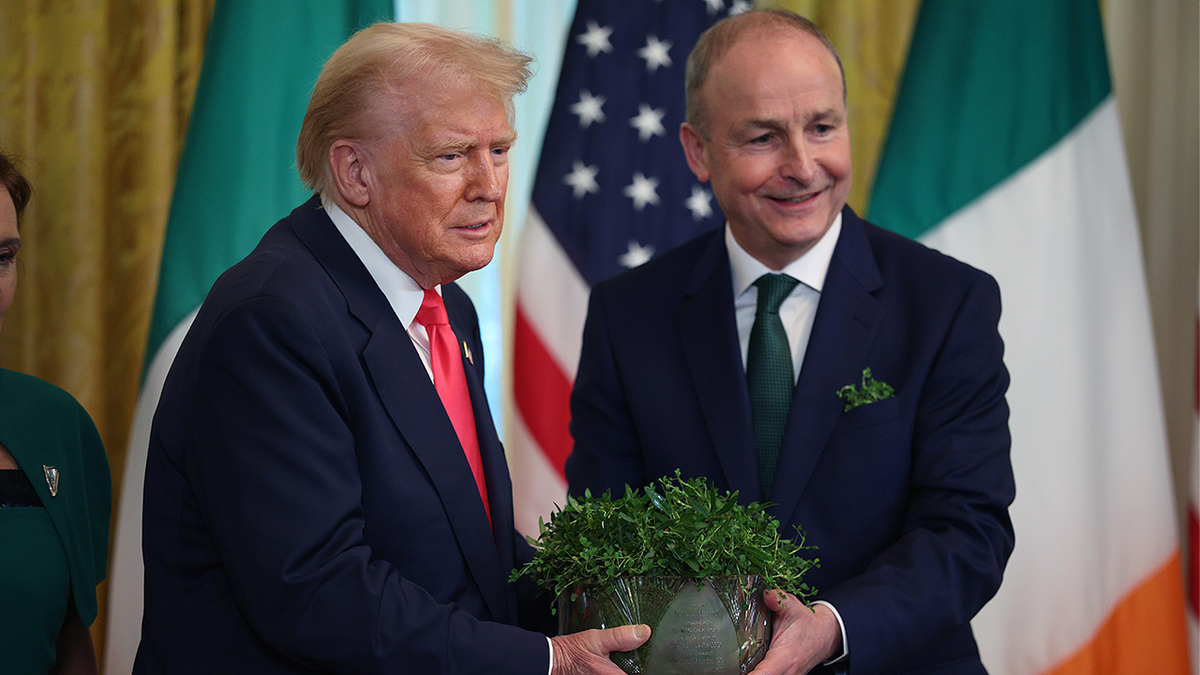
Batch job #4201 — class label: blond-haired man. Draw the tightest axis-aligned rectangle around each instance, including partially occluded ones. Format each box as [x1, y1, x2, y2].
[137, 23, 647, 675]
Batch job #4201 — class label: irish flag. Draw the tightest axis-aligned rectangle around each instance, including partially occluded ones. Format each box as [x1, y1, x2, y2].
[103, 2, 391, 673]
[869, 1, 1192, 674]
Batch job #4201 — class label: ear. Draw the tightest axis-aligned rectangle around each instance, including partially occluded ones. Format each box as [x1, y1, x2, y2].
[679, 123, 711, 183]
[329, 140, 370, 208]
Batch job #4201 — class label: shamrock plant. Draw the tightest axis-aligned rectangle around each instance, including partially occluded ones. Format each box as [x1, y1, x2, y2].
[510, 471, 818, 607]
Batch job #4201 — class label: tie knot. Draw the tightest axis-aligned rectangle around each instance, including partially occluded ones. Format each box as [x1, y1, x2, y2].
[754, 274, 799, 315]
[415, 288, 449, 327]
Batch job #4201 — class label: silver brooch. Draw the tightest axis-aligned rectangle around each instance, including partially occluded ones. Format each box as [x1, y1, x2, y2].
[43, 465, 58, 497]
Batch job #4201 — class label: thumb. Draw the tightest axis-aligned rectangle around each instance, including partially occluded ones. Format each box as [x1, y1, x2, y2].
[763, 588, 792, 613]
[597, 624, 652, 652]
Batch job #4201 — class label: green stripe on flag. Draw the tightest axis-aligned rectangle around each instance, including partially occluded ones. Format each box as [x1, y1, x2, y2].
[145, 0, 393, 371]
[869, 0, 1111, 239]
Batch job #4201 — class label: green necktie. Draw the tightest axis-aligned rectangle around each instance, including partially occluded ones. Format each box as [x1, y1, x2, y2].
[747, 273, 800, 499]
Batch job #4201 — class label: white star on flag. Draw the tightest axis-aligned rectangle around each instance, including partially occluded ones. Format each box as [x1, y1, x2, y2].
[637, 35, 673, 72]
[618, 240, 655, 269]
[570, 90, 607, 128]
[623, 172, 660, 210]
[729, 0, 752, 15]
[563, 161, 600, 198]
[685, 185, 714, 220]
[630, 104, 666, 141]
[577, 20, 614, 58]
[704, 0, 725, 15]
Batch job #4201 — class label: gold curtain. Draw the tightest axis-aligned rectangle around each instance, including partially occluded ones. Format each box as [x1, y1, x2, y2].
[764, 0, 921, 213]
[0, 0, 214, 666]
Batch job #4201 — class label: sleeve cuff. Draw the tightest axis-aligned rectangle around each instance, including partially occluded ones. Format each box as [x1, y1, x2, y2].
[811, 600, 848, 665]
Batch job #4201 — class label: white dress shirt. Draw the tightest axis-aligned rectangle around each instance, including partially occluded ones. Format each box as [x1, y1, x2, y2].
[726, 214, 850, 665]
[727, 213, 841, 385]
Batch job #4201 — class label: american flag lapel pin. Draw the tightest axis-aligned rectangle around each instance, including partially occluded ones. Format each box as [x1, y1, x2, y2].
[463, 341, 473, 365]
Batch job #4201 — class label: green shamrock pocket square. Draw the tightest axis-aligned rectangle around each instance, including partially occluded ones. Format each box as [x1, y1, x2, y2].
[836, 368, 895, 412]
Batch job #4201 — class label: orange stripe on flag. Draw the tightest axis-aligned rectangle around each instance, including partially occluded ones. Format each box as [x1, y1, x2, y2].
[1044, 552, 1191, 675]
[512, 304, 574, 475]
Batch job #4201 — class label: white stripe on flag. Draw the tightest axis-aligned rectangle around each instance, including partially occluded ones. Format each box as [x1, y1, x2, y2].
[508, 411, 568, 539]
[920, 98, 1177, 675]
[104, 309, 197, 675]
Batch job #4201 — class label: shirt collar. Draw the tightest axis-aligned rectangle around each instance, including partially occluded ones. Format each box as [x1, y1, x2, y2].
[726, 211, 842, 297]
[324, 200, 427, 328]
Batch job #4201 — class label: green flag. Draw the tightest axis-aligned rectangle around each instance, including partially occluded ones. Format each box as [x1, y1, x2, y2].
[870, 1, 1190, 673]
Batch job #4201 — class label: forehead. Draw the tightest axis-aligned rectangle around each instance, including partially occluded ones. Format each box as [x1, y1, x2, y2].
[387, 76, 514, 144]
[0, 190, 18, 238]
[704, 29, 843, 116]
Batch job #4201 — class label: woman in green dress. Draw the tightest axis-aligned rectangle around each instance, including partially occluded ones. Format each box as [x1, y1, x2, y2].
[0, 151, 111, 675]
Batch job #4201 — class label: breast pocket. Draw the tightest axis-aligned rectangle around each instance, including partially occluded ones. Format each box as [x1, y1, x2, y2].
[832, 397, 900, 436]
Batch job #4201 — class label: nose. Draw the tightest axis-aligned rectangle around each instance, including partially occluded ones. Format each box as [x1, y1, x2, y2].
[780, 138, 818, 185]
[467, 153, 504, 203]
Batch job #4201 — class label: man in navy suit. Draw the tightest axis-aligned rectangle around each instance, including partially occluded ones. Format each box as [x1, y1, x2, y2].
[567, 10, 1015, 675]
[135, 22, 646, 675]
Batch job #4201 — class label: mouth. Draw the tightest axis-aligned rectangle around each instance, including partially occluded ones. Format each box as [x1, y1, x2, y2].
[766, 189, 823, 206]
[453, 218, 496, 235]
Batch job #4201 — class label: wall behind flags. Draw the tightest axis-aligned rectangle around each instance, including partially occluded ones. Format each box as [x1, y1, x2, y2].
[0, 0, 1193, 671]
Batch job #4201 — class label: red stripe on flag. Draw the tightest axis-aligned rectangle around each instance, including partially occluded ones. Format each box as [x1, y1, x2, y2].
[1191, 315, 1199, 616]
[513, 303, 574, 475]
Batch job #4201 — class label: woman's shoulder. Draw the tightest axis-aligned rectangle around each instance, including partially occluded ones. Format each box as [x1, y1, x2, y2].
[0, 371, 103, 458]
[0, 368, 90, 417]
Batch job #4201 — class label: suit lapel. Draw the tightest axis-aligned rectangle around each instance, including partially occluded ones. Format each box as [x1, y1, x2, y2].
[677, 232, 761, 501]
[291, 200, 511, 623]
[768, 209, 885, 523]
[443, 285, 519, 579]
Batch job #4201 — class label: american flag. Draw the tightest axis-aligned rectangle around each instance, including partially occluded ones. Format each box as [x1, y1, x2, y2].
[510, 0, 750, 536]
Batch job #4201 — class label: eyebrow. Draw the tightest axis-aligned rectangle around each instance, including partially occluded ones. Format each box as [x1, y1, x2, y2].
[433, 131, 518, 155]
[0, 237, 20, 248]
[742, 108, 844, 130]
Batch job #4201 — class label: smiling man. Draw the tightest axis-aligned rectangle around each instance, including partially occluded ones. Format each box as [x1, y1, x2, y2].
[135, 22, 647, 675]
[567, 9, 1016, 675]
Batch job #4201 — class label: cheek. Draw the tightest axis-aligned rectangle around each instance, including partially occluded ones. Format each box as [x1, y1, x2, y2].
[0, 274, 16, 311]
[709, 160, 749, 197]
[724, 155, 777, 192]
[824, 142, 853, 180]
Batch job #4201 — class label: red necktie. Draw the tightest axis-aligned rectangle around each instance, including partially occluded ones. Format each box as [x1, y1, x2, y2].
[415, 288, 491, 525]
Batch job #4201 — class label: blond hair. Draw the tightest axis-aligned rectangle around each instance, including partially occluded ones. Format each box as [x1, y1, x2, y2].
[297, 22, 533, 196]
[684, 9, 845, 138]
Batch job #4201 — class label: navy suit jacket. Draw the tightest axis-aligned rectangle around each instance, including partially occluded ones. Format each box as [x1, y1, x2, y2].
[135, 196, 551, 674]
[567, 207, 1015, 675]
